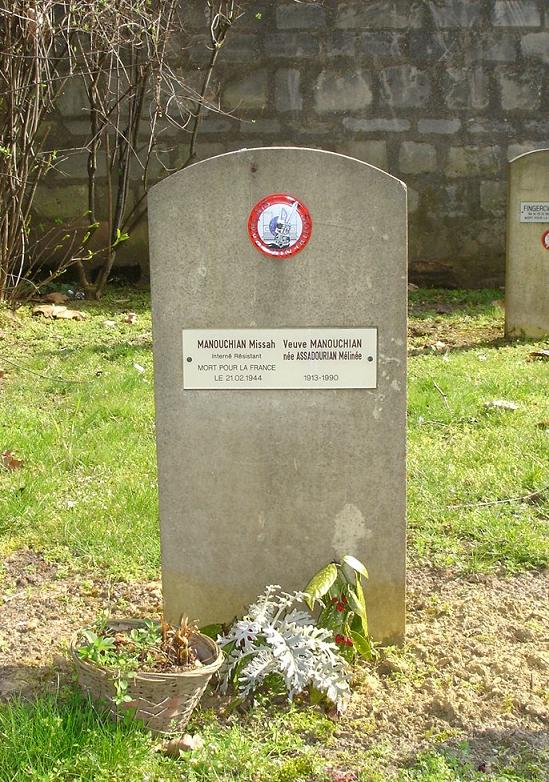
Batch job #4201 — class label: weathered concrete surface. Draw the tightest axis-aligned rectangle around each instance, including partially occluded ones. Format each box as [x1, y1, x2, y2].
[148, 147, 407, 643]
[505, 149, 549, 337]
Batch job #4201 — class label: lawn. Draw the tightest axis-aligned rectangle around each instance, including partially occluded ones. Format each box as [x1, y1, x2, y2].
[0, 288, 547, 781]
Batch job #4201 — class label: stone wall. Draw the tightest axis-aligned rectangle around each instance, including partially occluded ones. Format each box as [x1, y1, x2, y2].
[45, 0, 549, 287]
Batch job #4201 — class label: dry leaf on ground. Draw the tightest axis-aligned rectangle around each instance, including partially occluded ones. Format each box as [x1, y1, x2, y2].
[32, 304, 85, 321]
[133, 363, 145, 373]
[529, 350, 549, 360]
[122, 312, 137, 324]
[431, 340, 447, 352]
[54, 308, 86, 320]
[1, 450, 23, 471]
[103, 320, 116, 328]
[159, 734, 205, 756]
[484, 400, 519, 411]
[42, 292, 69, 304]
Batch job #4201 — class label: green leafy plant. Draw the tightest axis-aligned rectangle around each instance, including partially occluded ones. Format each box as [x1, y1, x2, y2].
[304, 555, 374, 661]
[217, 586, 350, 712]
[76, 617, 201, 705]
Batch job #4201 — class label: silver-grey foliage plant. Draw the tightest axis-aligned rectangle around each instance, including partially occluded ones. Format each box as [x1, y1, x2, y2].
[217, 586, 350, 712]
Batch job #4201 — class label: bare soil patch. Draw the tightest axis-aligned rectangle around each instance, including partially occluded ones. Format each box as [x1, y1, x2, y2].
[341, 568, 549, 773]
[1, 551, 547, 775]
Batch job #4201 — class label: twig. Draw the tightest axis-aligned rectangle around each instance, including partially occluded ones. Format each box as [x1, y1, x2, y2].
[448, 485, 548, 510]
[433, 380, 450, 410]
[0, 356, 91, 384]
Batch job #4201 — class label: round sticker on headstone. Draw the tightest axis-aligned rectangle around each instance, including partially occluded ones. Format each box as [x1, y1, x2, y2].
[542, 230, 549, 251]
[248, 193, 312, 258]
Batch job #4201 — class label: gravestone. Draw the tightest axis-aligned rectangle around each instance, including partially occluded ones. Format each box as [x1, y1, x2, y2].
[148, 147, 407, 643]
[505, 149, 549, 337]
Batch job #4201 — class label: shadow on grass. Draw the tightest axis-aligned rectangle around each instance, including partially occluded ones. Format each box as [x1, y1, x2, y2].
[410, 333, 546, 356]
[72, 287, 152, 317]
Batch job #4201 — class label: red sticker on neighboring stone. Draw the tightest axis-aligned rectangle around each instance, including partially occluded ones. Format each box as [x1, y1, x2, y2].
[248, 193, 312, 258]
[542, 230, 549, 250]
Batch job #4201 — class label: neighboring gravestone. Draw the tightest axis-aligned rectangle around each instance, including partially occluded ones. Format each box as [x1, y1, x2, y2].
[148, 147, 407, 643]
[506, 149, 549, 337]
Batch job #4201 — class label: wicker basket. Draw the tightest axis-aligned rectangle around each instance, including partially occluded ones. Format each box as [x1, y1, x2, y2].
[71, 619, 223, 735]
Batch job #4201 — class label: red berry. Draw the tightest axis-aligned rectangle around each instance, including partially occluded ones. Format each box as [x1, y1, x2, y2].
[336, 602, 345, 612]
[341, 595, 348, 604]
[346, 638, 354, 647]
[335, 634, 344, 644]
[331, 597, 338, 605]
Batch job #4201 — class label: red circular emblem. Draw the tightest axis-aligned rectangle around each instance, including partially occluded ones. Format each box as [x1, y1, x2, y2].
[248, 193, 312, 258]
[542, 230, 549, 251]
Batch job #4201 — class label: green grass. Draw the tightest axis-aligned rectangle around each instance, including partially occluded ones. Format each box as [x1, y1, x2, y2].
[407, 290, 548, 572]
[1, 285, 548, 780]
[1, 287, 547, 577]
[1, 690, 546, 782]
[0, 291, 158, 577]
[0, 690, 333, 782]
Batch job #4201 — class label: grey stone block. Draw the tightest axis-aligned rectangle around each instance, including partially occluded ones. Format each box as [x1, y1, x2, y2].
[521, 32, 549, 63]
[186, 37, 212, 66]
[408, 32, 455, 61]
[342, 140, 388, 170]
[344, 117, 411, 132]
[523, 119, 549, 136]
[444, 67, 490, 111]
[497, 68, 542, 110]
[171, 142, 191, 168]
[407, 187, 419, 213]
[359, 32, 406, 59]
[445, 183, 474, 218]
[506, 149, 549, 336]
[33, 184, 88, 219]
[182, 3, 209, 29]
[148, 147, 407, 642]
[493, 1, 541, 27]
[466, 118, 514, 134]
[421, 182, 472, 220]
[198, 113, 235, 134]
[57, 82, 89, 118]
[314, 69, 373, 113]
[53, 149, 94, 180]
[286, 118, 336, 137]
[218, 33, 262, 64]
[264, 33, 320, 58]
[428, 0, 483, 28]
[275, 3, 326, 29]
[335, 0, 423, 30]
[417, 118, 461, 134]
[480, 180, 506, 215]
[507, 141, 547, 159]
[275, 68, 303, 113]
[327, 32, 356, 58]
[62, 119, 92, 138]
[399, 141, 437, 174]
[222, 70, 269, 111]
[379, 65, 432, 108]
[472, 33, 518, 62]
[240, 118, 282, 135]
[446, 146, 502, 177]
